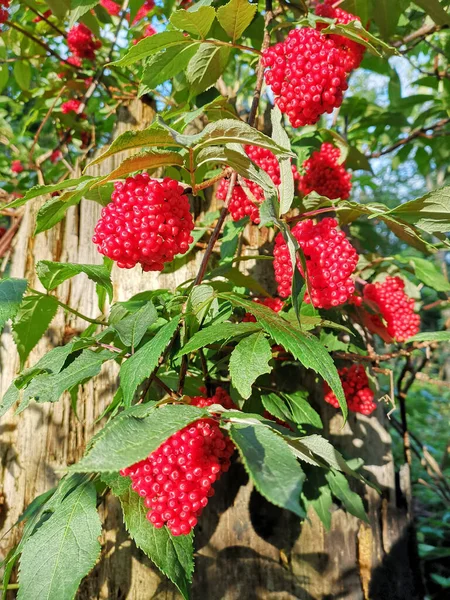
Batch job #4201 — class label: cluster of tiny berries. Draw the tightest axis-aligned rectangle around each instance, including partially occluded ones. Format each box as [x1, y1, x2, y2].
[61, 99, 86, 118]
[190, 387, 236, 410]
[273, 217, 358, 307]
[262, 27, 349, 128]
[324, 364, 376, 415]
[217, 145, 298, 224]
[243, 297, 284, 322]
[315, 0, 366, 72]
[121, 390, 235, 536]
[363, 276, 420, 342]
[11, 160, 24, 174]
[67, 23, 101, 61]
[0, 0, 9, 25]
[101, 0, 155, 23]
[93, 174, 194, 271]
[299, 143, 352, 199]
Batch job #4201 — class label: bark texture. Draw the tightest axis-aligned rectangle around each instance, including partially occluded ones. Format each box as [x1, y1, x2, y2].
[0, 101, 422, 600]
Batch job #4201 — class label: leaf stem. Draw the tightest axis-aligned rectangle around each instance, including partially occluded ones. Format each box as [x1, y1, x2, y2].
[204, 39, 262, 56]
[29, 288, 105, 325]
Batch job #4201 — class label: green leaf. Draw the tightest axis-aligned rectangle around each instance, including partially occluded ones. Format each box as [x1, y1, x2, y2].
[186, 43, 231, 97]
[4, 176, 96, 209]
[13, 61, 32, 91]
[120, 316, 181, 405]
[217, 0, 257, 42]
[36, 260, 113, 300]
[321, 19, 399, 58]
[340, 0, 373, 23]
[170, 7, 216, 38]
[111, 31, 192, 68]
[325, 469, 369, 522]
[271, 106, 294, 215]
[46, 0, 70, 18]
[112, 302, 158, 348]
[301, 467, 332, 530]
[229, 331, 272, 399]
[0, 64, 9, 93]
[220, 218, 246, 264]
[0, 279, 28, 330]
[396, 255, 450, 292]
[140, 43, 200, 93]
[282, 391, 323, 429]
[34, 193, 82, 235]
[72, 403, 208, 473]
[12, 295, 58, 367]
[229, 422, 305, 517]
[408, 331, 450, 343]
[18, 479, 101, 600]
[414, 0, 450, 25]
[106, 474, 194, 600]
[23, 349, 115, 406]
[371, 0, 408, 39]
[178, 321, 262, 356]
[387, 185, 450, 234]
[222, 295, 347, 420]
[68, 0, 100, 28]
[92, 150, 184, 187]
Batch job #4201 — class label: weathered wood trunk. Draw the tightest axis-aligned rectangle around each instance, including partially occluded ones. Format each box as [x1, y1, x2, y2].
[0, 101, 423, 600]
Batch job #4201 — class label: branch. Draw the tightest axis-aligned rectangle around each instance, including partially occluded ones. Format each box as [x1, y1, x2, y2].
[5, 21, 75, 68]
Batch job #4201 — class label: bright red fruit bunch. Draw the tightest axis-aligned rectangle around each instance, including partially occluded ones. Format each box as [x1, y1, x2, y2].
[11, 160, 24, 174]
[315, 0, 366, 71]
[299, 142, 352, 199]
[363, 276, 420, 342]
[0, 0, 9, 24]
[61, 99, 86, 118]
[324, 364, 376, 415]
[262, 27, 349, 128]
[121, 392, 235, 536]
[217, 145, 298, 224]
[93, 175, 194, 271]
[67, 24, 101, 61]
[243, 297, 284, 322]
[273, 217, 358, 306]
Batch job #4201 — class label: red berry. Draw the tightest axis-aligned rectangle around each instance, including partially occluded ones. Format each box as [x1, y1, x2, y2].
[61, 99, 86, 119]
[93, 175, 194, 271]
[67, 23, 101, 61]
[121, 416, 235, 536]
[299, 142, 352, 199]
[50, 150, 62, 164]
[11, 160, 24, 174]
[217, 145, 299, 224]
[0, 0, 9, 25]
[273, 217, 358, 306]
[190, 387, 236, 410]
[132, 0, 155, 24]
[315, 0, 366, 72]
[262, 27, 349, 128]
[133, 24, 157, 45]
[243, 297, 284, 322]
[363, 276, 420, 342]
[324, 364, 376, 415]
[100, 0, 121, 16]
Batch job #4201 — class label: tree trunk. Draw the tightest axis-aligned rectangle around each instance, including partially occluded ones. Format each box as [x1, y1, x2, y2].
[0, 100, 423, 600]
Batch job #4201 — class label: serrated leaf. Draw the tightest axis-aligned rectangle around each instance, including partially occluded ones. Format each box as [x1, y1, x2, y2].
[340, 0, 373, 23]
[170, 6, 216, 38]
[72, 404, 208, 473]
[325, 469, 368, 522]
[217, 0, 257, 41]
[414, 0, 450, 25]
[283, 391, 323, 429]
[106, 474, 194, 600]
[111, 31, 193, 68]
[371, 0, 409, 39]
[222, 295, 347, 420]
[23, 349, 115, 406]
[36, 260, 113, 300]
[4, 176, 96, 209]
[113, 302, 158, 348]
[46, 0, 70, 18]
[301, 467, 332, 530]
[18, 479, 101, 600]
[271, 106, 294, 215]
[0, 278, 28, 330]
[92, 150, 184, 187]
[396, 255, 450, 292]
[321, 19, 399, 58]
[408, 331, 450, 343]
[186, 43, 231, 97]
[14, 61, 31, 91]
[34, 193, 82, 235]
[387, 185, 450, 234]
[229, 422, 305, 517]
[220, 218, 246, 264]
[120, 316, 181, 405]
[12, 295, 58, 368]
[229, 331, 272, 399]
[178, 321, 262, 356]
[68, 0, 100, 28]
[140, 43, 200, 94]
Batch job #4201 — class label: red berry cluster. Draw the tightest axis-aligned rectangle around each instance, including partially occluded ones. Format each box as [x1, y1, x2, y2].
[273, 217, 358, 307]
[217, 145, 298, 224]
[120, 414, 234, 536]
[262, 27, 349, 128]
[0, 0, 9, 24]
[363, 276, 420, 342]
[61, 99, 86, 119]
[243, 297, 284, 322]
[132, 0, 155, 24]
[93, 175, 194, 271]
[324, 364, 376, 415]
[133, 24, 157, 44]
[11, 160, 24, 174]
[100, 0, 121, 16]
[315, 0, 366, 71]
[299, 142, 352, 200]
[190, 387, 236, 410]
[67, 23, 101, 61]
